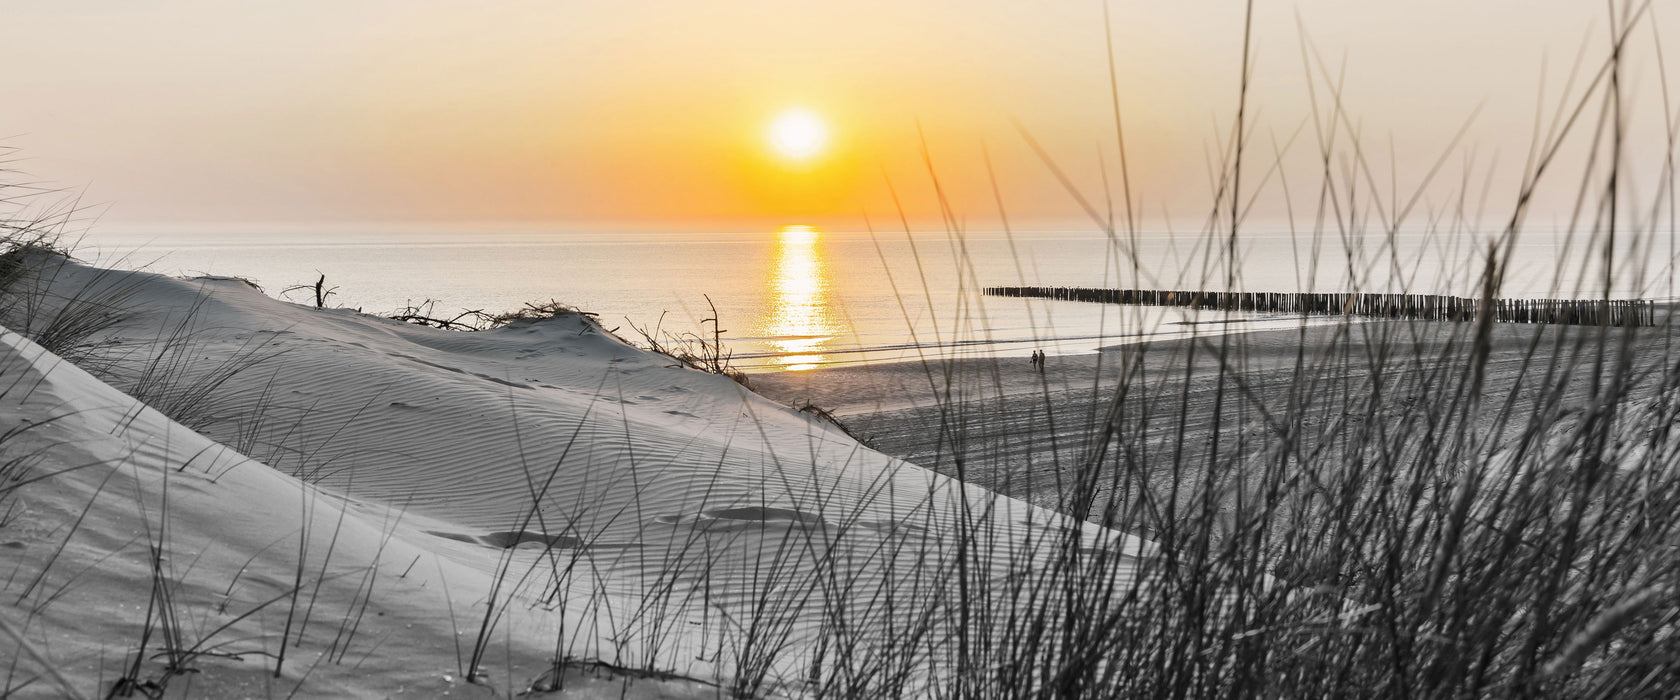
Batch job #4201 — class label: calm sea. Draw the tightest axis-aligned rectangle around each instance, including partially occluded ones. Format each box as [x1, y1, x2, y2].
[76, 225, 1676, 371]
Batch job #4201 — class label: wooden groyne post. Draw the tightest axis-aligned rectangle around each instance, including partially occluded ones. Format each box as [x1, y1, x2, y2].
[981, 286, 1657, 327]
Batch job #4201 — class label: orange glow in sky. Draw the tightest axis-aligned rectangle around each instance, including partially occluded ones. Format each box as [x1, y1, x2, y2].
[0, 2, 1670, 230]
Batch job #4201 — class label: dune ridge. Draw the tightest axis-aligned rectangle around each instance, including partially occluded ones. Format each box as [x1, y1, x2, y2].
[0, 255, 1149, 697]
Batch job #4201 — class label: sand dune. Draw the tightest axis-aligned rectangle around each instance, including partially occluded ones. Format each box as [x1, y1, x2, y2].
[0, 256, 1150, 697]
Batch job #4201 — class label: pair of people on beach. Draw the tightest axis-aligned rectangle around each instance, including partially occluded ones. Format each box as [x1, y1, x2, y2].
[1029, 349, 1045, 371]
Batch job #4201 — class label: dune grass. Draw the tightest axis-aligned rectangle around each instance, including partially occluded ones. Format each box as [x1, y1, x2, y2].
[3, 2, 1680, 698]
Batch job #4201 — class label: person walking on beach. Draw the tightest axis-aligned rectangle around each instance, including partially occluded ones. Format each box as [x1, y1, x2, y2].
[1035, 348, 1045, 372]
[1029, 350, 1040, 369]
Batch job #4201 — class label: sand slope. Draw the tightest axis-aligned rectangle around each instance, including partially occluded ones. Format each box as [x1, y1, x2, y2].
[0, 324, 506, 697]
[0, 256, 1150, 697]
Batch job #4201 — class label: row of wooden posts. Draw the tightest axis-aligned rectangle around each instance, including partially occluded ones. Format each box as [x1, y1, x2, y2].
[982, 286, 1658, 327]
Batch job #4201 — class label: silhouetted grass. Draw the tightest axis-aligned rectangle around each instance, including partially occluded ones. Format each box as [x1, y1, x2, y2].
[4, 2, 1680, 698]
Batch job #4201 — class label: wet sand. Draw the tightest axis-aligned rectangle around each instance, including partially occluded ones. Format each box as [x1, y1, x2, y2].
[751, 317, 1675, 511]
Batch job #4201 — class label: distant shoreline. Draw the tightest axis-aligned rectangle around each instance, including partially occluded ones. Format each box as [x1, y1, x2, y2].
[751, 316, 1677, 509]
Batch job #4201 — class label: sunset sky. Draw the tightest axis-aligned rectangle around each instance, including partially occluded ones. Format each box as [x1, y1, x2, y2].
[1, 1, 1672, 231]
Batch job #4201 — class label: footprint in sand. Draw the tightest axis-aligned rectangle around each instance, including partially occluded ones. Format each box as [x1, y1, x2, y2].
[653, 507, 828, 533]
[426, 530, 582, 550]
[853, 520, 927, 536]
[702, 506, 823, 523]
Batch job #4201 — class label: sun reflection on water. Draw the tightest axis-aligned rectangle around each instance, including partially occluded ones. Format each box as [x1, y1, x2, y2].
[764, 225, 838, 371]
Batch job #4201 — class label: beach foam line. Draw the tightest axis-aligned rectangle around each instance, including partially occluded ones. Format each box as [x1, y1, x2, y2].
[731, 315, 1348, 371]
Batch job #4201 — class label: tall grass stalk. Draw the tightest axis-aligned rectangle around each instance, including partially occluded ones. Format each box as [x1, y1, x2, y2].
[8, 2, 1680, 697]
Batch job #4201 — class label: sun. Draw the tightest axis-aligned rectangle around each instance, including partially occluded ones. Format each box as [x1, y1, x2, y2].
[769, 109, 827, 160]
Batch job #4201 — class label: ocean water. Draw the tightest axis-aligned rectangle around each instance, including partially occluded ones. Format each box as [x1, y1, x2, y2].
[76, 225, 1676, 371]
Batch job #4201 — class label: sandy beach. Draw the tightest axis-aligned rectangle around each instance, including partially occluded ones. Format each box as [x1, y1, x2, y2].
[7, 3, 1680, 696]
[5, 252, 1678, 697]
[753, 316, 1677, 514]
[0, 255, 1146, 698]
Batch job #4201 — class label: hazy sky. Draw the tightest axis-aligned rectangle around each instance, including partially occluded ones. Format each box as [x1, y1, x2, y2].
[0, 1, 1671, 231]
